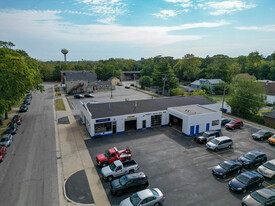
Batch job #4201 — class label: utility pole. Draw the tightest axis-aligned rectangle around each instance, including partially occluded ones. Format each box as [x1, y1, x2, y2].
[162, 75, 167, 96]
[110, 70, 114, 99]
[221, 85, 228, 112]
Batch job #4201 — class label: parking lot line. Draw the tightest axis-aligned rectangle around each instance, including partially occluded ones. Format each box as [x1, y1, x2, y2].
[208, 166, 215, 170]
[265, 183, 275, 189]
[194, 149, 232, 160]
[224, 176, 235, 182]
[263, 181, 275, 188]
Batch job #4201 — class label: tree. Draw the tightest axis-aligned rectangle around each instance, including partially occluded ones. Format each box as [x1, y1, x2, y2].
[139, 76, 152, 89]
[227, 76, 265, 117]
[95, 64, 115, 80]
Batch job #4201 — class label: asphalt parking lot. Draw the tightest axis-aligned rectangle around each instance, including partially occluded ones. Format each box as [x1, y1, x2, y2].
[85, 123, 275, 206]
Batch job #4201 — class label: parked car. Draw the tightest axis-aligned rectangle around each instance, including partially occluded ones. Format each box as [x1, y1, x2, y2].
[26, 94, 32, 99]
[6, 122, 18, 134]
[130, 83, 135, 86]
[96, 147, 132, 167]
[0, 146, 7, 162]
[229, 171, 264, 193]
[12, 115, 22, 125]
[268, 135, 275, 145]
[242, 188, 275, 206]
[74, 94, 84, 99]
[0, 134, 13, 147]
[101, 160, 139, 182]
[206, 136, 233, 151]
[125, 85, 130, 89]
[194, 130, 220, 144]
[212, 160, 242, 178]
[117, 82, 122, 86]
[119, 188, 165, 206]
[252, 130, 274, 141]
[238, 151, 267, 168]
[257, 159, 275, 179]
[24, 98, 31, 105]
[221, 118, 231, 126]
[19, 104, 28, 112]
[110, 172, 149, 196]
[84, 93, 94, 98]
[225, 120, 243, 130]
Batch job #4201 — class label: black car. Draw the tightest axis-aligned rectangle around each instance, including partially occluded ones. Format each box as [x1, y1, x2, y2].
[19, 104, 28, 112]
[110, 172, 149, 196]
[26, 94, 32, 99]
[238, 151, 267, 168]
[24, 98, 31, 105]
[74, 94, 84, 99]
[6, 122, 18, 134]
[84, 93, 94, 98]
[194, 130, 220, 144]
[221, 118, 230, 126]
[229, 171, 264, 193]
[212, 160, 242, 178]
[252, 130, 274, 141]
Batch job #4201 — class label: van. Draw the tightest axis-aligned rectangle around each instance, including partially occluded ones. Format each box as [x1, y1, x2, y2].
[194, 130, 220, 144]
[206, 136, 233, 151]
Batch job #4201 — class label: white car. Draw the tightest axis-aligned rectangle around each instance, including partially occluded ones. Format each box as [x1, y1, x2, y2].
[257, 159, 275, 178]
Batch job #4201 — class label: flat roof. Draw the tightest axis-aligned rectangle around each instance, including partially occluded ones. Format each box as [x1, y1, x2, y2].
[86, 96, 213, 119]
[169, 105, 215, 116]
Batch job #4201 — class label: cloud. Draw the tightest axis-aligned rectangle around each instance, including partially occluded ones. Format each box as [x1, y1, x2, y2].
[0, 9, 229, 47]
[204, 0, 256, 15]
[165, 0, 194, 8]
[153, 10, 181, 19]
[75, 0, 127, 23]
[236, 25, 275, 32]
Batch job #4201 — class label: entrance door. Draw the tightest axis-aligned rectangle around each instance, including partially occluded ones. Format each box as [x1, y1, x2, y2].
[113, 125, 117, 134]
[190, 126, 194, 135]
[206, 123, 210, 131]
[196, 125, 199, 134]
[125, 119, 137, 131]
[151, 115, 162, 127]
[142, 120, 146, 128]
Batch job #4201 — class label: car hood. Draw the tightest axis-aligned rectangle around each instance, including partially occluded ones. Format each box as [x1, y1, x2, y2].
[258, 165, 273, 175]
[97, 154, 107, 162]
[229, 178, 246, 189]
[242, 195, 262, 206]
[252, 133, 261, 138]
[206, 142, 216, 147]
[119, 197, 133, 206]
[225, 123, 234, 127]
[101, 165, 112, 177]
[238, 156, 251, 164]
[111, 179, 122, 189]
[213, 165, 226, 174]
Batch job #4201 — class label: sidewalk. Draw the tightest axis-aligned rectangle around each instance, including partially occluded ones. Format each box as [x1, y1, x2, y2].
[55, 95, 110, 206]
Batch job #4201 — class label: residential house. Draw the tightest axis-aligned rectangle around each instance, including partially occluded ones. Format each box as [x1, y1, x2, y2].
[262, 110, 275, 126]
[108, 77, 121, 85]
[190, 79, 224, 92]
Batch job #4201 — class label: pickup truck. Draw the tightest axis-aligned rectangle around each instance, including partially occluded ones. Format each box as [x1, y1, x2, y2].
[101, 160, 139, 182]
[96, 147, 132, 167]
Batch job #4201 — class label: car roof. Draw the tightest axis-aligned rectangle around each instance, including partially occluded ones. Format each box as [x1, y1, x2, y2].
[241, 171, 262, 179]
[258, 129, 269, 133]
[224, 160, 237, 165]
[2, 134, 11, 138]
[257, 188, 275, 199]
[204, 130, 218, 135]
[215, 136, 231, 141]
[267, 159, 275, 164]
[247, 150, 265, 156]
[127, 172, 146, 180]
[137, 189, 153, 199]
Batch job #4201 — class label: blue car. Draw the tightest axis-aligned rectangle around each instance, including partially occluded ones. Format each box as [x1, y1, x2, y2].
[212, 160, 242, 178]
[238, 151, 267, 168]
[229, 171, 264, 193]
[0, 134, 13, 147]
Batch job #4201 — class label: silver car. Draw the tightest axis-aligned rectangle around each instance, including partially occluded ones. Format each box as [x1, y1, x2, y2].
[206, 136, 233, 151]
[0, 134, 13, 147]
[119, 188, 165, 206]
[242, 188, 275, 206]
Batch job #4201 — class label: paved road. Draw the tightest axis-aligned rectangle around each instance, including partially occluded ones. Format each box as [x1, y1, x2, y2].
[0, 83, 59, 206]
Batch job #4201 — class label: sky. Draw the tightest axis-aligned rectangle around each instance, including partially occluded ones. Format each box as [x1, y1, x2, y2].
[0, 0, 274, 61]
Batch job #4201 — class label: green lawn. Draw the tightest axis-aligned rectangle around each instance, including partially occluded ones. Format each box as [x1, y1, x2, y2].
[55, 99, 66, 111]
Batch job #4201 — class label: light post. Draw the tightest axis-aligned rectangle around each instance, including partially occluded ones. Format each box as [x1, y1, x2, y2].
[221, 85, 229, 112]
[162, 75, 167, 96]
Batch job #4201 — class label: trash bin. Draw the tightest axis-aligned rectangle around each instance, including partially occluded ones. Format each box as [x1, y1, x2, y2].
[222, 109, 227, 113]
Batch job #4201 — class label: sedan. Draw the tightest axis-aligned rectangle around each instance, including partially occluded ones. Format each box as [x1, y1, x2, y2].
[119, 188, 165, 206]
[12, 115, 22, 125]
[268, 135, 275, 145]
[252, 130, 274, 141]
[212, 160, 242, 178]
[74, 94, 84, 99]
[19, 104, 28, 112]
[229, 171, 264, 193]
[257, 159, 275, 179]
[6, 122, 18, 134]
[0, 134, 13, 147]
[84, 93, 94, 98]
[238, 151, 267, 168]
[0, 146, 7, 162]
[221, 118, 230, 126]
[242, 188, 275, 206]
[125, 85, 130, 89]
[24, 98, 31, 105]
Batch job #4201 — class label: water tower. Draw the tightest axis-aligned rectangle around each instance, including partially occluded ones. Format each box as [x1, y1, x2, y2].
[61, 48, 68, 64]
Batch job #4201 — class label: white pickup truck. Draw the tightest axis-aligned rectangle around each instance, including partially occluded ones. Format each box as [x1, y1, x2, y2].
[101, 160, 139, 181]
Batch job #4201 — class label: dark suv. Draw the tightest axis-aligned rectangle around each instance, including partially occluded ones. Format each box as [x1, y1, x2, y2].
[194, 130, 220, 144]
[6, 122, 18, 134]
[110, 172, 149, 196]
[225, 120, 243, 130]
[238, 151, 267, 168]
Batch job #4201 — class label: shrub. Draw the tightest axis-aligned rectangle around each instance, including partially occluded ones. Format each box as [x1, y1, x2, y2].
[171, 88, 185, 96]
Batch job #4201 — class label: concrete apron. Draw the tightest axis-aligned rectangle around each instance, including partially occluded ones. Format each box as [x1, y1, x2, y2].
[56, 96, 110, 206]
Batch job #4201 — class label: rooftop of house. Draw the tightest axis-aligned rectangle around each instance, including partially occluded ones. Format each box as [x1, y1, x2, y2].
[63, 71, 97, 82]
[169, 105, 216, 116]
[191, 79, 224, 85]
[262, 110, 275, 119]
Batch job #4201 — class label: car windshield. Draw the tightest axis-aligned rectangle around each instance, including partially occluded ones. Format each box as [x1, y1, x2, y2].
[244, 154, 255, 160]
[150, 189, 159, 196]
[219, 162, 231, 170]
[250, 191, 267, 203]
[236, 174, 250, 185]
[202, 133, 208, 137]
[119, 176, 128, 186]
[263, 162, 275, 171]
[0, 138, 8, 142]
[256, 131, 265, 135]
[109, 163, 116, 171]
[210, 139, 219, 145]
[104, 150, 110, 158]
[229, 121, 236, 124]
[130, 193, 141, 206]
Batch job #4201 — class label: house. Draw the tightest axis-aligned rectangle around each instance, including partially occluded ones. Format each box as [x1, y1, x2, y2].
[108, 77, 121, 85]
[260, 80, 275, 105]
[190, 79, 224, 92]
[262, 110, 275, 126]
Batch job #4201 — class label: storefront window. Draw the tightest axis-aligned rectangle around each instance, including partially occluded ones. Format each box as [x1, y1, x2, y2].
[95, 122, 112, 134]
[212, 120, 219, 126]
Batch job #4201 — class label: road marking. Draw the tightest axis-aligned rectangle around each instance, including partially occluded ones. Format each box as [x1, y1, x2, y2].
[194, 149, 232, 160]
[265, 183, 275, 189]
[224, 177, 235, 182]
[208, 166, 215, 170]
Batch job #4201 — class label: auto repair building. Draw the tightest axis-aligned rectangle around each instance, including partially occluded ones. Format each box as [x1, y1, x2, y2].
[80, 96, 222, 138]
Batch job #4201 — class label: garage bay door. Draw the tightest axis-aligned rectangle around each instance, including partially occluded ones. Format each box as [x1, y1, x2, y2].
[151, 115, 162, 127]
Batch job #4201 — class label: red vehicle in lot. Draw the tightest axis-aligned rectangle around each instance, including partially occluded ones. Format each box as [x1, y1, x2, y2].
[0, 146, 7, 162]
[12, 115, 22, 125]
[96, 147, 132, 167]
[225, 120, 243, 130]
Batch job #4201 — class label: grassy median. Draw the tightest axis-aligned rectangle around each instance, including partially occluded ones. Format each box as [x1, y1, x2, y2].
[55, 99, 66, 111]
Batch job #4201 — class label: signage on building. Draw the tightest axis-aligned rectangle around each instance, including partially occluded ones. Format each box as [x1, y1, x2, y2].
[127, 116, 135, 118]
[112, 121, 117, 125]
[96, 118, 111, 123]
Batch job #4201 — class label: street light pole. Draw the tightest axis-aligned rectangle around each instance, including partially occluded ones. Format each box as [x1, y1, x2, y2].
[162, 75, 167, 96]
[221, 85, 228, 112]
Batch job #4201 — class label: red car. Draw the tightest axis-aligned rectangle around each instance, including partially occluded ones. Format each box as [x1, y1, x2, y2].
[96, 147, 132, 167]
[12, 115, 22, 125]
[0, 146, 7, 162]
[225, 120, 243, 130]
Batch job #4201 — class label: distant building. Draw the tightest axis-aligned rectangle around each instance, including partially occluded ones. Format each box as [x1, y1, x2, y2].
[190, 79, 224, 92]
[262, 110, 275, 126]
[121, 71, 140, 81]
[108, 77, 121, 85]
[261, 80, 275, 104]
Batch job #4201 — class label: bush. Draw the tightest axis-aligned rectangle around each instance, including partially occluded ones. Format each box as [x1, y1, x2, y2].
[201, 85, 212, 94]
[171, 88, 185, 96]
